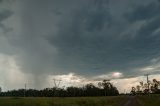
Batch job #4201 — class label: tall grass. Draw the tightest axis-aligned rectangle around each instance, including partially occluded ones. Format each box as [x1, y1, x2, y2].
[0, 96, 124, 106]
[137, 94, 160, 106]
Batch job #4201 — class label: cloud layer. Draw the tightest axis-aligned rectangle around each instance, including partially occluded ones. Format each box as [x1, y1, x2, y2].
[0, 0, 160, 90]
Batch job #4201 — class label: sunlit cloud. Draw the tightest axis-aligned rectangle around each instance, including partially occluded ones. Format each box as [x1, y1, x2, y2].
[112, 72, 123, 78]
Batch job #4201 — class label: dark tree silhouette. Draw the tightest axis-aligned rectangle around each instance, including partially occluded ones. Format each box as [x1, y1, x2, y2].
[131, 87, 136, 95]
[130, 78, 160, 95]
[98, 80, 119, 96]
[0, 80, 119, 97]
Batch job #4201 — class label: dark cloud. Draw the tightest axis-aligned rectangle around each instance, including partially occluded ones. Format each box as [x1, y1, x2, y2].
[125, 1, 160, 22]
[46, 0, 160, 75]
[1, 0, 160, 77]
[0, 9, 12, 28]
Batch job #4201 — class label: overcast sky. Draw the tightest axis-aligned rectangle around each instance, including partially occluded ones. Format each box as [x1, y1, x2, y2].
[0, 0, 160, 93]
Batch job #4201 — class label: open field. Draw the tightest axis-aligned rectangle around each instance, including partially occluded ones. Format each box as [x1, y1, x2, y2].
[137, 94, 160, 106]
[0, 95, 159, 106]
[0, 96, 125, 106]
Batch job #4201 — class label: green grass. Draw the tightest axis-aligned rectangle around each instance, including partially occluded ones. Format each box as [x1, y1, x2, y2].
[137, 94, 160, 106]
[0, 96, 125, 106]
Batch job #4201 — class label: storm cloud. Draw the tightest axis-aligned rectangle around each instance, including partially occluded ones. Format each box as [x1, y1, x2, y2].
[1, 0, 160, 79]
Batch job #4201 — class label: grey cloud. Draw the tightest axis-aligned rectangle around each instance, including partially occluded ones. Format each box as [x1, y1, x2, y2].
[1, 0, 160, 78]
[138, 16, 160, 37]
[0, 10, 12, 21]
[0, 10, 13, 31]
[125, 1, 160, 22]
[46, 0, 160, 75]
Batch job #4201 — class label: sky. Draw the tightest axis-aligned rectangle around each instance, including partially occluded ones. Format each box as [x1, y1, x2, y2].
[0, 0, 160, 93]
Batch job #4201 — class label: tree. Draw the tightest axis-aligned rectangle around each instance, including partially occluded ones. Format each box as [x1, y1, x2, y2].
[151, 79, 160, 93]
[140, 81, 144, 91]
[136, 85, 141, 93]
[98, 80, 119, 96]
[131, 87, 136, 95]
[131, 78, 160, 95]
[0, 80, 119, 97]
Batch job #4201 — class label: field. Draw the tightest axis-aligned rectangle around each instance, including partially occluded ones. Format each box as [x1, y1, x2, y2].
[0, 95, 159, 106]
[0, 96, 125, 106]
[137, 94, 160, 106]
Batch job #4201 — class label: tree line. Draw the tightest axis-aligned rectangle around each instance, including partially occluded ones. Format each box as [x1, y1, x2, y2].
[131, 78, 160, 95]
[0, 80, 119, 97]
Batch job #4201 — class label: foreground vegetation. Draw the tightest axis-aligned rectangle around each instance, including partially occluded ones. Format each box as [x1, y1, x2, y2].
[0, 96, 125, 106]
[137, 94, 160, 106]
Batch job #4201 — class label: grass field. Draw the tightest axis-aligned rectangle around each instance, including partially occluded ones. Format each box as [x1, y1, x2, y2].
[0, 96, 125, 106]
[137, 94, 160, 106]
[1, 95, 159, 106]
